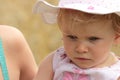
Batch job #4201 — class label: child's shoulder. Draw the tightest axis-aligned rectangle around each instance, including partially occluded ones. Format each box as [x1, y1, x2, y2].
[53, 47, 67, 61]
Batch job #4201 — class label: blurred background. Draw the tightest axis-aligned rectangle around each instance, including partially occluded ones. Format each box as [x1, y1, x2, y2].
[0, 0, 62, 64]
[0, 0, 120, 65]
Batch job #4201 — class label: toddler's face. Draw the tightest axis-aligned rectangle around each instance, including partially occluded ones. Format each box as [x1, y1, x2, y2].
[61, 19, 118, 68]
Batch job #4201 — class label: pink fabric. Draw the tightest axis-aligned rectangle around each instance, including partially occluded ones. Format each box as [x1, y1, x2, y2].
[63, 72, 89, 80]
[78, 75, 89, 80]
[63, 72, 73, 80]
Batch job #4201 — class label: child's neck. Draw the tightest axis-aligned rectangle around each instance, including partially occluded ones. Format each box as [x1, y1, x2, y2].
[94, 52, 118, 68]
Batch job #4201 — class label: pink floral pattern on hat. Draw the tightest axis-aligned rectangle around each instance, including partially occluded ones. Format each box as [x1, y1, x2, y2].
[33, 0, 120, 24]
[58, 0, 120, 11]
[87, 6, 94, 10]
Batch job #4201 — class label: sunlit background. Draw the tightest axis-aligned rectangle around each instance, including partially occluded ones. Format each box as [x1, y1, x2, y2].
[0, 0, 120, 65]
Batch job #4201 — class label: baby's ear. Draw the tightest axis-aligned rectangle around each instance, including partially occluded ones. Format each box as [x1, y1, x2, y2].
[114, 34, 120, 44]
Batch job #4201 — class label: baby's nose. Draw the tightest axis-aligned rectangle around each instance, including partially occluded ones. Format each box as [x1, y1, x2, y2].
[75, 42, 88, 53]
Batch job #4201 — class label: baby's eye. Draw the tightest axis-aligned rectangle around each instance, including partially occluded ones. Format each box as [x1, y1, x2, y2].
[88, 36, 100, 42]
[67, 35, 78, 40]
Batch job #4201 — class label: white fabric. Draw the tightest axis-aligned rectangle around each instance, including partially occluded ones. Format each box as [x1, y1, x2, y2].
[53, 47, 120, 80]
[33, 0, 120, 24]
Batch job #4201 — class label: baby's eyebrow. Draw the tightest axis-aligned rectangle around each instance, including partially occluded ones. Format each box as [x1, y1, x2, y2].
[67, 35, 77, 36]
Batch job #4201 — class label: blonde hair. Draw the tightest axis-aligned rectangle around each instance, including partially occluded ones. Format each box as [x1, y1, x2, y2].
[57, 9, 120, 35]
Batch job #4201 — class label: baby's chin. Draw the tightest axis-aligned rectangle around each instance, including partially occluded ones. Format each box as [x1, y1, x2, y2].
[74, 62, 95, 69]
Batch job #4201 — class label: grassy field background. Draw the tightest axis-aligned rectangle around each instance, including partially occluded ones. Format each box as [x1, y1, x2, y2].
[0, 0, 120, 65]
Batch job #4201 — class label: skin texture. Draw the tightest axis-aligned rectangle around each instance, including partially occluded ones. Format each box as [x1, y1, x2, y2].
[34, 53, 54, 80]
[0, 25, 37, 80]
[61, 19, 119, 68]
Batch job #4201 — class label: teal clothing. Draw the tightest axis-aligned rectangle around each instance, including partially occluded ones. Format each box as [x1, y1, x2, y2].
[0, 39, 9, 80]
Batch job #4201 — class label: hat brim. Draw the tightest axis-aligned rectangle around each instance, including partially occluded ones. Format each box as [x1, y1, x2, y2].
[33, 0, 120, 24]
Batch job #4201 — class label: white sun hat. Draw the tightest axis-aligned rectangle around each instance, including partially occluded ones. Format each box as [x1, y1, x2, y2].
[33, 0, 120, 24]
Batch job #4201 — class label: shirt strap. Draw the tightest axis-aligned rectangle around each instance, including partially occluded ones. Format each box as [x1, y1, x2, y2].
[0, 39, 9, 80]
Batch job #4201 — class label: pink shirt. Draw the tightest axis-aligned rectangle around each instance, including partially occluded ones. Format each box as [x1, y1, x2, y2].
[53, 47, 120, 80]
